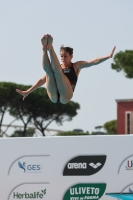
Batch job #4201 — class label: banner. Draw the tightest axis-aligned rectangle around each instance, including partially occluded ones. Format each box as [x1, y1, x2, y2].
[0, 135, 133, 200]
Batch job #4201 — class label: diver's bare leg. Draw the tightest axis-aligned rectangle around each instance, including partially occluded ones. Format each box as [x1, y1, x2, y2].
[41, 36, 58, 103]
[42, 51, 59, 103]
[47, 35, 73, 104]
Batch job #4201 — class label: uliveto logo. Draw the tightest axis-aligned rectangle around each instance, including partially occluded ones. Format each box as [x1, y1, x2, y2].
[18, 161, 42, 173]
[63, 183, 106, 200]
[13, 189, 46, 199]
[63, 155, 106, 176]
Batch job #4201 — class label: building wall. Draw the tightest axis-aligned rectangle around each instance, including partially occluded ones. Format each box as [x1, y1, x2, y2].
[117, 101, 133, 134]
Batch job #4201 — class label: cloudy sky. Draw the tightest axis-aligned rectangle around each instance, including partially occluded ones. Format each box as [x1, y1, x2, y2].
[0, 0, 133, 134]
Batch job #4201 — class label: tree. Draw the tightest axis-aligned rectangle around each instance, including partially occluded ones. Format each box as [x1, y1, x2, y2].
[27, 88, 80, 136]
[91, 131, 106, 135]
[0, 82, 19, 136]
[1, 82, 80, 137]
[103, 120, 117, 134]
[9, 83, 34, 137]
[57, 131, 90, 136]
[95, 126, 103, 131]
[11, 128, 35, 137]
[111, 50, 133, 78]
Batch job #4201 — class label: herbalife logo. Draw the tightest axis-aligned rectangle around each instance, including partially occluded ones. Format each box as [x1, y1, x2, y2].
[18, 161, 42, 173]
[63, 183, 106, 200]
[13, 189, 46, 199]
[63, 155, 106, 176]
[125, 160, 133, 170]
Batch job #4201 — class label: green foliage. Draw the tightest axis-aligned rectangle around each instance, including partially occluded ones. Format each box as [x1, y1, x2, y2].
[95, 126, 103, 130]
[0, 81, 80, 137]
[11, 128, 35, 137]
[103, 120, 117, 134]
[91, 131, 106, 135]
[0, 82, 18, 135]
[57, 131, 90, 136]
[111, 50, 133, 78]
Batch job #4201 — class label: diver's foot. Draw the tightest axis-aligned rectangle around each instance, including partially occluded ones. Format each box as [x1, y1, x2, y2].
[41, 35, 48, 51]
[47, 35, 53, 51]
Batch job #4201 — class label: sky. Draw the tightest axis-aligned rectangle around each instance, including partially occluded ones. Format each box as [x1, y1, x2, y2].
[0, 0, 133, 135]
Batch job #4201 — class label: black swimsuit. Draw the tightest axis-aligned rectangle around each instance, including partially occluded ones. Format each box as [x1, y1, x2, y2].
[62, 63, 77, 91]
[57, 63, 78, 103]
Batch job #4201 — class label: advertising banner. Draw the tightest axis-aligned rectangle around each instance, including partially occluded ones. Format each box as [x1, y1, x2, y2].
[0, 135, 133, 200]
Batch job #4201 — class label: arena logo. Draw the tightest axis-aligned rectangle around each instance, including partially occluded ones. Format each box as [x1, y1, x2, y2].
[63, 183, 106, 200]
[63, 155, 106, 176]
[18, 161, 42, 173]
[13, 189, 46, 199]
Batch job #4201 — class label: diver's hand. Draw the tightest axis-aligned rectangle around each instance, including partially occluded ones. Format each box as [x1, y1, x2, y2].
[16, 89, 29, 100]
[109, 46, 116, 58]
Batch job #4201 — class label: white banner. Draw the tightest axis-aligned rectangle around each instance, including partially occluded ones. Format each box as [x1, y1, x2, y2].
[0, 135, 133, 200]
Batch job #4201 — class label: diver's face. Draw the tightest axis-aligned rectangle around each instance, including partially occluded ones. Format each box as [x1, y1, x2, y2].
[60, 51, 73, 65]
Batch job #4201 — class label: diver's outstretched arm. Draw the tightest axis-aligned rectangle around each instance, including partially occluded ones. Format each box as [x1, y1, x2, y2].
[16, 75, 46, 100]
[76, 46, 116, 69]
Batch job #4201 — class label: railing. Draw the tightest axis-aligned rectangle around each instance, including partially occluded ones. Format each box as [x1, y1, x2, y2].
[1, 124, 63, 137]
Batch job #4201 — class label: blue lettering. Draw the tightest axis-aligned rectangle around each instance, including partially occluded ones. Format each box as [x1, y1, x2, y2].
[32, 165, 36, 170]
[37, 165, 41, 170]
[27, 165, 32, 170]
[27, 164, 41, 171]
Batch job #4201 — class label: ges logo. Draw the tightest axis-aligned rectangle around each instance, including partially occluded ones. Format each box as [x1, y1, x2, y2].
[18, 161, 42, 173]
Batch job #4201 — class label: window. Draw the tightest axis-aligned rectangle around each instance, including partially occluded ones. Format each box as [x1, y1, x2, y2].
[125, 112, 133, 134]
[127, 113, 130, 134]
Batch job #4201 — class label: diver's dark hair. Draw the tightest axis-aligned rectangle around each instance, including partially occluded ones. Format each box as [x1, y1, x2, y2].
[60, 45, 73, 55]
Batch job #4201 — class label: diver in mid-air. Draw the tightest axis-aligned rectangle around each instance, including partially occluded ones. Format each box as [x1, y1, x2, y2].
[16, 34, 116, 104]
